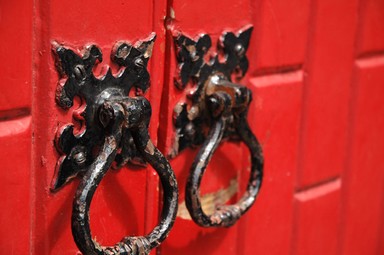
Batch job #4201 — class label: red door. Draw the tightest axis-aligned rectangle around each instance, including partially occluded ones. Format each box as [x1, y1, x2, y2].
[1, 0, 384, 254]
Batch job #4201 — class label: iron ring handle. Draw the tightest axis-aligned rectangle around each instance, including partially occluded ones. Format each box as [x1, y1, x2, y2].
[185, 114, 263, 227]
[72, 105, 178, 255]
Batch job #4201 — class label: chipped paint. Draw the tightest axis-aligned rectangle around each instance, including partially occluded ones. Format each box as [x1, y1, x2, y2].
[145, 140, 155, 155]
[169, 7, 175, 19]
[178, 179, 238, 220]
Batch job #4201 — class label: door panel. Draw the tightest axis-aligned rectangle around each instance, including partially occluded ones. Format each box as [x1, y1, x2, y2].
[341, 57, 384, 255]
[240, 72, 303, 255]
[0, 0, 33, 112]
[251, 0, 310, 71]
[296, 0, 358, 188]
[293, 179, 341, 255]
[1, 0, 384, 254]
[158, 1, 253, 254]
[356, 0, 384, 55]
[339, 2, 384, 254]
[0, 1, 33, 254]
[0, 119, 31, 254]
[31, 0, 166, 254]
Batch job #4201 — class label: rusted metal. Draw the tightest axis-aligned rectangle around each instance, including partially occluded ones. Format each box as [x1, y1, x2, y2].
[52, 34, 178, 255]
[177, 179, 238, 220]
[172, 26, 264, 227]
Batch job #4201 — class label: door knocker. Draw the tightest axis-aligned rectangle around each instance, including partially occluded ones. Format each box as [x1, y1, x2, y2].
[170, 26, 264, 227]
[51, 33, 178, 255]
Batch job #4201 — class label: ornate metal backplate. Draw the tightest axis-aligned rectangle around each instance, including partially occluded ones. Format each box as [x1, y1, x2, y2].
[170, 26, 253, 157]
[51, 34, 155, 191]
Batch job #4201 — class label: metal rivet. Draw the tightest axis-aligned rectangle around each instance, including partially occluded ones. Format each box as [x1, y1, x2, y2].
[74, 65, 86, 81]
[118, 45, 130, 59]
[73, 151, 86, 166]
[134, 58, 144, 68]
[234, 43, 245, 57]
[185, 122, 196, 138]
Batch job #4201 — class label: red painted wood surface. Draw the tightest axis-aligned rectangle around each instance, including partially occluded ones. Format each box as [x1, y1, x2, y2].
[0, 0, 32, 254]
[158, 1, 252, 254]
[29, 0, 166, 254]
[241, 71, 303, 254]
[341, 56, 384, 255]
[0, 0, 383, 254]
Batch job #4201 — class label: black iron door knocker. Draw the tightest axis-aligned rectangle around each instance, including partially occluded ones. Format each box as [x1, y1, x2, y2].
[51, 34, 178, 254]
[170, 26, 264, 227]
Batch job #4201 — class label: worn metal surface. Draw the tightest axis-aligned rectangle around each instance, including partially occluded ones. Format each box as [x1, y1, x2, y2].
[172, 27, 264, 227]
[52, 35, 178, 254]
[52, 34, 156, 190]
[170, 26, 254, 156]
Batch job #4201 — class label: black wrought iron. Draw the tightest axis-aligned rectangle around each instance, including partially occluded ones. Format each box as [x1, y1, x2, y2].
[171, 26, 264, 227]
[52, 34, 178, 255]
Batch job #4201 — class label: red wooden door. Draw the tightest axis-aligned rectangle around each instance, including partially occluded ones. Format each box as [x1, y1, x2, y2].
[1, 0, 384, 255]
[1, 0, 168, 254]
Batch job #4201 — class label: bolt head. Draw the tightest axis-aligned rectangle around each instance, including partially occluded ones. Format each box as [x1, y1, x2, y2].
[234, 43, 245, 57]
[73, 64, 86, 81]
[73, 151, 86, 166]
[134, 58, 145, 68]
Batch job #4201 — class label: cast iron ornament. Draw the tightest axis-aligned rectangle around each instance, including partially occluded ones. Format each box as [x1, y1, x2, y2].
[51, 33, 178, 255]
[171, 26, 264, 227]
